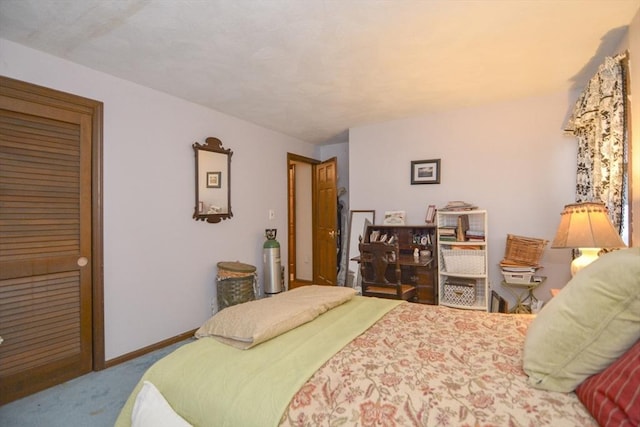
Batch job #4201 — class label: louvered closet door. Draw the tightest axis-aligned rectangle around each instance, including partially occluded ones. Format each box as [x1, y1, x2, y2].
[0, 97, 93, 404]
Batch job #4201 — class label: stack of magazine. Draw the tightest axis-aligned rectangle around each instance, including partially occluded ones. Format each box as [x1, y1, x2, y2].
[500, 264, 541, 284]
[439, 201, 477, 211]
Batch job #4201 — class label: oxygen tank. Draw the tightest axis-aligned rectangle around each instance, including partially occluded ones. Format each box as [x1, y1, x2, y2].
[263, 229, 283, 295]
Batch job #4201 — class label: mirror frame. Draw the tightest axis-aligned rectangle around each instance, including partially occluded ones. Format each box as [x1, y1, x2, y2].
[346, 210, 375, 287]
[193, 137, 233, 223]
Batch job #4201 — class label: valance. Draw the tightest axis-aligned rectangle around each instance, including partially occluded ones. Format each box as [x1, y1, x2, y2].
[564, 52, 627, 231]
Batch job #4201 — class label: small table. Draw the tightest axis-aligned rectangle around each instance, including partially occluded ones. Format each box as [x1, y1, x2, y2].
[502, 277, 546, 314]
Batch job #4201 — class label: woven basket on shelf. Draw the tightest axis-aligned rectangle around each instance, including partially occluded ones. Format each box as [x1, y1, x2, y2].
[442, 249, 485, 274]
[501, 234, 548, 267]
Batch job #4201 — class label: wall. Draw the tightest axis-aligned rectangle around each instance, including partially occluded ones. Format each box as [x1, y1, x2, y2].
[0, 39, 315, 359]
[349, 91, 580, 304]
[294, 161, 313, 281]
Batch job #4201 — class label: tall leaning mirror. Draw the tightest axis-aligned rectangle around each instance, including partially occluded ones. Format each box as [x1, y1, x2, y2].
[193, 137, 232, 223]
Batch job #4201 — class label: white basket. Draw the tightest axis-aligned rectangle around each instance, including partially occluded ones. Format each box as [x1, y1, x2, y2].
[502, 271, 534, 284]
[442, 249, 485, 274]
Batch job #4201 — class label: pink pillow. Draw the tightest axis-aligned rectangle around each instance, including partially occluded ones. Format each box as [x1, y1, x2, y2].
[575, 339, 640, 426]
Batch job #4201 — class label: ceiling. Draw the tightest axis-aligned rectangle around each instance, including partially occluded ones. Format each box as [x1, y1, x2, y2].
[0, 1, 638, 144]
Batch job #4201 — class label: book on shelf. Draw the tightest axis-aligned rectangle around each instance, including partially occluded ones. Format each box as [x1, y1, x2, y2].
[438, 227, 457, 239]
[465, 229, 485, 242]
[438, 226, 456, 233]
[456, 214, 469, 241]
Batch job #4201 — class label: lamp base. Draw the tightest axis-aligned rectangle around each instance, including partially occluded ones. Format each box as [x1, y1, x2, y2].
[570, 248, 600, 276]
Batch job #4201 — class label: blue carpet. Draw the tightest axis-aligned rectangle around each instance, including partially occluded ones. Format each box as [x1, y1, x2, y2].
[0, 338, 194, 427]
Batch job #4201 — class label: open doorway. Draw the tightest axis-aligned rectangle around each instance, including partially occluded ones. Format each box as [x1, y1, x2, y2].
[287, 153, 337, 288]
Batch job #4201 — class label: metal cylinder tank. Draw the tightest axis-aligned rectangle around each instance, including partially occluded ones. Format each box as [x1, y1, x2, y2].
[263, 229, 283, 295]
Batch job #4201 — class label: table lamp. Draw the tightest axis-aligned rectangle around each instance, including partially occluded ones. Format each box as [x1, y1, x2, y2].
[551, 202, 626, 276]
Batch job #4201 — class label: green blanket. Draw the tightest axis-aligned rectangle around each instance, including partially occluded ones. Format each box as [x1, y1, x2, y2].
[115, 296, 401, 427]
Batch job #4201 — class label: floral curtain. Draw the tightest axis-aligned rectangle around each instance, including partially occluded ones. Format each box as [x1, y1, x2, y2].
[564, 53, 627, 231]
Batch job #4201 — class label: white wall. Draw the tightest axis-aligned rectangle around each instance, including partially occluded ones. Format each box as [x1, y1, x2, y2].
[0, 39, 315, 359]
[294, 162, 313, 280]
[349, 91, 580, 305]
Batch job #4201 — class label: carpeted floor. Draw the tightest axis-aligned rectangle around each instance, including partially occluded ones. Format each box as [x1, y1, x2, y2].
[0, 338, 194, 427]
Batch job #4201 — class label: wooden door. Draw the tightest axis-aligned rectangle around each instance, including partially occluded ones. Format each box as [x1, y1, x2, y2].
[0, 76, 103, 404]
[313, 158, 337, 286]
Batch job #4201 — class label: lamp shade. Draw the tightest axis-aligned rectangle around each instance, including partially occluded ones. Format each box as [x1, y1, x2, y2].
[551, 202, 625, 249]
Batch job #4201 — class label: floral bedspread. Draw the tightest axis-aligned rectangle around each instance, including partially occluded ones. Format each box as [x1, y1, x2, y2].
[279, 302, 595, 427]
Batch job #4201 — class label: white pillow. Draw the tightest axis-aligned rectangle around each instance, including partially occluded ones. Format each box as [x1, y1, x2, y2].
[131, 381, 192, 427]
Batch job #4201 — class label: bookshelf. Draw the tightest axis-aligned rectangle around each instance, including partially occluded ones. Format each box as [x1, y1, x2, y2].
[436, 210, 488, 311]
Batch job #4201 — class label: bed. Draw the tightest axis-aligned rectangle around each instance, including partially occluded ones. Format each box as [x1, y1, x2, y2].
[115, 248, 640, 427]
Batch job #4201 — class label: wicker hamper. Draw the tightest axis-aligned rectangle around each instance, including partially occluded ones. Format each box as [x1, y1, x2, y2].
[501, 234, 548, 267]
[216, 261, 257, 311]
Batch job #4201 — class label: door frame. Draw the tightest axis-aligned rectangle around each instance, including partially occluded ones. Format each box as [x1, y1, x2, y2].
[287, 153, 318, 289]
[287, 153, 338, 288]
[1, 76, 105, 370]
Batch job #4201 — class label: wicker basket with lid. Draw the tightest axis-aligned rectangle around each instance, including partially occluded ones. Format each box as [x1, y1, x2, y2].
[216, 261, 257, 311]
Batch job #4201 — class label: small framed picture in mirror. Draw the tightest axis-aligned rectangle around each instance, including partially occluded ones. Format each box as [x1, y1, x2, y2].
[207, 171, 221, 188]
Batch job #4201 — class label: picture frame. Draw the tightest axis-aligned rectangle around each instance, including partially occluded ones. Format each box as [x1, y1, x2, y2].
[383, 210, 406, 225]
[346, 210, 375, 288]
[411, 159, 441, 185]
[206, 171, 221, 188]
[490, 290, 508, 313]
[425, 204, 437, 223]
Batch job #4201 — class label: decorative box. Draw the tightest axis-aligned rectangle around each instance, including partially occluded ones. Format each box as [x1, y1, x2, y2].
[444, 282, 475, 306]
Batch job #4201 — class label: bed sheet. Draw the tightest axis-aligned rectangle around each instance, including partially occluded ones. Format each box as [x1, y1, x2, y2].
[115, 296, 401, 427]
[279, 302, 596, 426]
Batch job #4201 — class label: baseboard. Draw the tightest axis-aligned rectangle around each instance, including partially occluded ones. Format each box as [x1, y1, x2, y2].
[104, 329, 197, 369]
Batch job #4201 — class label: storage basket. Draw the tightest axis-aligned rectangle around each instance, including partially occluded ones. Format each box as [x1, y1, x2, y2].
[442, 249, 485, 274]
[444, 283, 476, 306]
[501, 271, 534, 284]
[501, 234, 548, 267]
[216, 261, 257, 311]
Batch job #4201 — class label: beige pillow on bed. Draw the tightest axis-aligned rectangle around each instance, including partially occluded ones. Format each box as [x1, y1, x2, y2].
[195, 285, 356, 349]
[523, 247, 640, 392]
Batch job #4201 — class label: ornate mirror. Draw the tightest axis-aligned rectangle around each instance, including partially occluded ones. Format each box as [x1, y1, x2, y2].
[193, 137, 232, 223]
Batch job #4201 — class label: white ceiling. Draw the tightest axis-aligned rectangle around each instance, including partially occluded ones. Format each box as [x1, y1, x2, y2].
[0, 0, 638, 144]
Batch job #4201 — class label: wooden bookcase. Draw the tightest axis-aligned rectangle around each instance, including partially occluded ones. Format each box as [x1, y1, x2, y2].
[363, 224, 438, 304]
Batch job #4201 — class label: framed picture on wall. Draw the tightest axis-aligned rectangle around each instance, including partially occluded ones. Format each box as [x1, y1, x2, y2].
[383, 210, 406, 225]
[411, 159, 441, 184]
[207, 171, 221, 188]
[425, 204, 436, 223]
